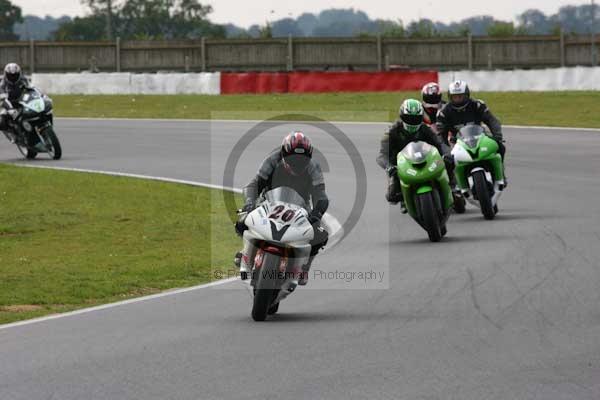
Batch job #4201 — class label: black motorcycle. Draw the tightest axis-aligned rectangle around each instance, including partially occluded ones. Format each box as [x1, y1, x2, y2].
[1, 87, 61, 160]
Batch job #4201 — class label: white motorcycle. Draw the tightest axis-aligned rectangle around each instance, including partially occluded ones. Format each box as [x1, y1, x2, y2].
[238, 186, 316, 321]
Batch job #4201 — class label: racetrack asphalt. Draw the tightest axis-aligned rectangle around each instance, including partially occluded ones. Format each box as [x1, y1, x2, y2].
[1, 119, 599, 400]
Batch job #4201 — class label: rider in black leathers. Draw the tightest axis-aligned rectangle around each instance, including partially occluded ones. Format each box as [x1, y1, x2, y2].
[235, 131, 329, 285]
[377, 99, 454, 213]
[0, 63, 43, 149]
[436, 80, 505, 161]
[0, 63, 31, 132]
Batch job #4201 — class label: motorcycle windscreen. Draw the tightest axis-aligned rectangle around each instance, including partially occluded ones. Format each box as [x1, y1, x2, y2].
[400, 141, 433, 164]
[264, 187, 308, 210]
[458, 125, 485, 148]
[20, 89, 45, 113]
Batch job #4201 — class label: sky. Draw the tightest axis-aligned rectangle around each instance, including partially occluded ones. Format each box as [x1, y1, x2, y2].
[12, 0, 592, 27]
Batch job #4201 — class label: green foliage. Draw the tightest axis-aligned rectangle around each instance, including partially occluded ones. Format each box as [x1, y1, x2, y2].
[487, 21, 529, 37]
[0, 0, 22, 40]
[55, 0, 225, 40]
[53, 15, 107, 41]
[487, 22, 516, 37]
[407, 19, 438, 38]
[379, 20, 405, 38]
[258, 22, 273, 39]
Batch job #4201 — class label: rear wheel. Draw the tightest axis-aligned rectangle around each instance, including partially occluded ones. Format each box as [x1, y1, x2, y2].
[418, 192, 442, 242]
[473, 171, 495, 220]
[17, 143, 37, 159]
[252, 254, 281, 321]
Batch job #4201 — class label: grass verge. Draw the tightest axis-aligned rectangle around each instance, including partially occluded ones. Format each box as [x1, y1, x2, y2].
[52, 91, 600, 128]
[0, 164, 241, 324]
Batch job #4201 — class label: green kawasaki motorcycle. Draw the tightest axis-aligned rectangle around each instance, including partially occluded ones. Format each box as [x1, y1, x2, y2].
[397, 141, 454, 242]
[451, 125, 506, 220]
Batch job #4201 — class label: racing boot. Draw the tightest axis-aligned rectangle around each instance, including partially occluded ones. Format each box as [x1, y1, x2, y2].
[399, 200, 407, 214]
[298, 256, 315, 286]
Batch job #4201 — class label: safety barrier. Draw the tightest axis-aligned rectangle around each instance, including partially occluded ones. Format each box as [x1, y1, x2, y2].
[220, 71, 438, 94]
[31, 72, 221, 95]
[439, 67, 600, 91]
[28, 67, 600, 95]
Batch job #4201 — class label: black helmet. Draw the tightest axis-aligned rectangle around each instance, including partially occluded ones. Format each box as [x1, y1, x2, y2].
[3, 63, 21, 86]
[281, 131, 313, 175]
[448, 80, 471, 110]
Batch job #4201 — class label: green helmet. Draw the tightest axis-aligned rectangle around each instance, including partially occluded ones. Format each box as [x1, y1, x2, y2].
[399, 99, 424, 134]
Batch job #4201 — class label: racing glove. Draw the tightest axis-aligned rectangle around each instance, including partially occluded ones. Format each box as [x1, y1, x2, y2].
[443, 153, 454, 164]
[308, 210, 323, 225]
[241, 201, 255, 213]
[386, 165, 397, 177]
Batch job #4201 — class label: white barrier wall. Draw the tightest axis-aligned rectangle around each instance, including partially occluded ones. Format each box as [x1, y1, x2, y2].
[31, 72, 221, 95]
[440, 67, 600, 92]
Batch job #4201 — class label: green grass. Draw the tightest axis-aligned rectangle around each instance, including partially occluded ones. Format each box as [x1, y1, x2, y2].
[52, 91, 600, 128]
[0, 165, 242, 324]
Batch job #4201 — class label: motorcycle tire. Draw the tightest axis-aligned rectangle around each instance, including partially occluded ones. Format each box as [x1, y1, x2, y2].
[267, 302, 280, 315]
[418, 191, 442, 242]
[43, 126, 62, 160]
[252, 253, 280, 321]
[473, 170, 495, 220]
[17, 143, 37, 159]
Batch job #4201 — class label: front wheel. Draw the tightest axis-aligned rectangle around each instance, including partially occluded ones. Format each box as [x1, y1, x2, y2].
[267, 302, 280, 315]
[417, 192, 442, 242]
[472, 171, 495, 220]
[252, 254, 281, 321]
[42, 126, 62, 160]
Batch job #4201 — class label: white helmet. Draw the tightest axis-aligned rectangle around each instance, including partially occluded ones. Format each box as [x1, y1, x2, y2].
[448, 80, 470, 110]
[3, 63, 22, 85]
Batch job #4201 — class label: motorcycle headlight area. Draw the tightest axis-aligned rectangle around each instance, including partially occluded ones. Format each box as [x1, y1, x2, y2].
[22, 121, 33, 132]
[463, 135, 480, 148]
[25, 99, 45, 113]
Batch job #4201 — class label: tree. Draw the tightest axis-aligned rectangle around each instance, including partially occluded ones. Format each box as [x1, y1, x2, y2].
[258, 22, 273, 38]
[0, 0, 23, 40]
[81, 0, 117, 39]
[487, 21, 528, 37]
[407, 19, 437, 38]
[271, 18, 303, 37]
[56, 0, 225, 40]
[378, 20, 405, 38]
[296, 13, 318, 36]
[518, 9, 551, 34]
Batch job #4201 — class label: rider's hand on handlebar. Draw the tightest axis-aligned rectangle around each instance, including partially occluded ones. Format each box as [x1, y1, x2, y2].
[241, 202, 255, 213]
[308, 210, 323, 225]
[386, 165, 397, 177]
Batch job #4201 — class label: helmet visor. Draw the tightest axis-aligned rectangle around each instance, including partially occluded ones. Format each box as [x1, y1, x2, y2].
[450, 94, 467, 106]
[5, 72, 19, 83]
[401, 113, 423, 126]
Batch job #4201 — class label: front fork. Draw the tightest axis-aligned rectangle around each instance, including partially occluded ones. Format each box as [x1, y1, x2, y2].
[455, 154, 504, 191]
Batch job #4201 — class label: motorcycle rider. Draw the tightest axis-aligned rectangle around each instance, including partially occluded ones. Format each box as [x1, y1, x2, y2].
[421, 82, 445, 127]
[377, 98, 454, 213]
[0, 63, 43, 150]
[235, 131, 329, 286]
[436, 80, 505, 161]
